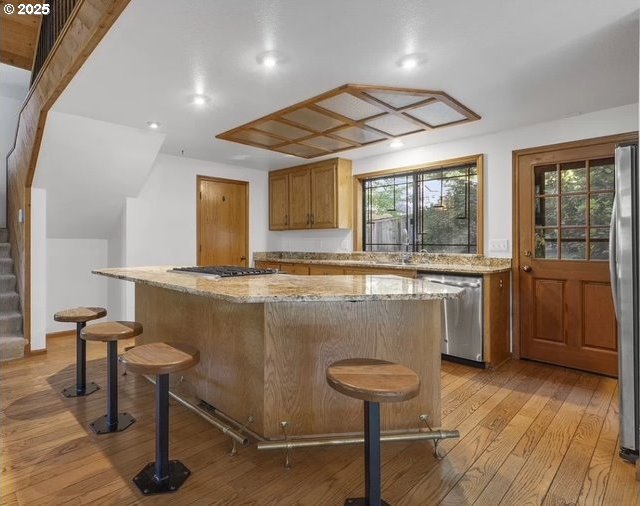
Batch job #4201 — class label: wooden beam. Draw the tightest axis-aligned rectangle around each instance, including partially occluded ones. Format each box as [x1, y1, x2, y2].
[6, 0, 131, 354]
[0, 1, 41, 70]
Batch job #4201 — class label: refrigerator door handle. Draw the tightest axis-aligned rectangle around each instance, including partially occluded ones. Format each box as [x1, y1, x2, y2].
[609, 197, 618, 317]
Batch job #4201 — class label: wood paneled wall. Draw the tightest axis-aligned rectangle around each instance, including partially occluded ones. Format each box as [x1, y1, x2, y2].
[6, 0, 130, 350]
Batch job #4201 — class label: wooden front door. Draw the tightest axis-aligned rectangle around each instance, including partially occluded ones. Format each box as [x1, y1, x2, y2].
[515, 135, 635, 377]
[197, 176, 248, 267]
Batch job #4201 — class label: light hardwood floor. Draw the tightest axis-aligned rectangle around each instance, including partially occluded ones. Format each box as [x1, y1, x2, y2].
[1, 335, 638, 505]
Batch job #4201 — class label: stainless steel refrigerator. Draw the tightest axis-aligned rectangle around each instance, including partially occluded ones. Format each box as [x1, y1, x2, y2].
[610, 142, 639, 462]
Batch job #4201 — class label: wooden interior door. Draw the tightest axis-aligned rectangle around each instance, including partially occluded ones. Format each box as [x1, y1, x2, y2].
[310, 162, 337, 228]
[515, 137, 629, 377]
[269, 172, 289, 230]
[288, 168, 310, 229]
[197, 177, 248, 267]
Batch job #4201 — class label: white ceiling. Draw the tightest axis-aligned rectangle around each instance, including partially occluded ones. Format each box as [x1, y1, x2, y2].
[34, 111, 164, 238]
[53, 0, 639, 170]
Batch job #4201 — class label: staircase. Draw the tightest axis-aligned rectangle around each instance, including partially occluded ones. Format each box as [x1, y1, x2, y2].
[0, 229, 26, 361]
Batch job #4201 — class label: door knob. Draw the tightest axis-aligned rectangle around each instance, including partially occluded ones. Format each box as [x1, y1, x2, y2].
[521, 265, 532, 272]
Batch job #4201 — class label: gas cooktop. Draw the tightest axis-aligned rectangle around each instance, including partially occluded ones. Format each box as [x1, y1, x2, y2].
[171, 266, 277, 277]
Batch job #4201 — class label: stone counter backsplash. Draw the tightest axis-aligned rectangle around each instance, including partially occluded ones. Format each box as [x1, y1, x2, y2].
[254, 251, 511, 270]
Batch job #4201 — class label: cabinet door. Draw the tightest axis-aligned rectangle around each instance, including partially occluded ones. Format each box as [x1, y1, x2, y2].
[279, 263, 310, 275]
[288, 168, 311, 229]
[255, 261, 281, 270]
[269, 173, 289, 230]
[483, 271, 511, 367]
[310, 162, 337, 228]
[309, 265, 345, 275]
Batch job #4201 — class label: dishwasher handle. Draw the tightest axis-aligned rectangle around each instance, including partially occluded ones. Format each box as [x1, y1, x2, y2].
[421, 278, 482, 289]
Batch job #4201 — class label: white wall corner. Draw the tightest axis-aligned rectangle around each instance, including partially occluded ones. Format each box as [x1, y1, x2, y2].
[30, 188, 47, 350]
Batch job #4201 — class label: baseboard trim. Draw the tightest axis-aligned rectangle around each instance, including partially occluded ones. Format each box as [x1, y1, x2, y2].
[47, 330, 75, 339]
[28, 349, 47, 356]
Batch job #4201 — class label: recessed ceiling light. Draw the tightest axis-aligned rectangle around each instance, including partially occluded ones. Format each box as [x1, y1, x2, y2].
[192, 95, 208, 106]
[257, 50, 284, 69]
[146, 121, 160, 129]
[390, 139, 404, 148]
[397, 53, 427, 70]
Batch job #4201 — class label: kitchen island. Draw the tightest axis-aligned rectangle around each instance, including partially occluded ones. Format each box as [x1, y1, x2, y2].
[94, 266, 461, 439]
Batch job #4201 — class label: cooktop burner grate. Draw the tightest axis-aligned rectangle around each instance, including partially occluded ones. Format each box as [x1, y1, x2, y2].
[171, 266, 277, 277]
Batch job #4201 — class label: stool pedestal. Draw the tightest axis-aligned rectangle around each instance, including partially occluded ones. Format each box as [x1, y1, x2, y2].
[345, 401, 389, 506]
[62, 321, 99, 398]
[89, 341, 135, 434]
[133, 374, 190, 495]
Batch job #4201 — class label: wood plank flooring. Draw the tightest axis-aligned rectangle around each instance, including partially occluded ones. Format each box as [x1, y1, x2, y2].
[1, 335, 638, 505]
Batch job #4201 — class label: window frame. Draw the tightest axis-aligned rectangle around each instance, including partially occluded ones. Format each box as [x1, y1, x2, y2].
[353, 154, 484, 254]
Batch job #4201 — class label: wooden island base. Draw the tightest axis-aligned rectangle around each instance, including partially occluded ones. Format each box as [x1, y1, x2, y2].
[135, 284, 442, 439]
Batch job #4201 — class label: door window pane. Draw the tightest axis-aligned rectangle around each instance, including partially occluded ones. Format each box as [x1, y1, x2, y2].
[535, 228, 558, 259]
[561, 195, 587, 226]
[560, 162, 587, 193]
[534, 165, 558, 195]
[535, 197, 558, 227]
[590, 227, 610, 260]
[561, 228, 586, 260]
[590, 158, 615, 191]
[590, 193, 614, 226]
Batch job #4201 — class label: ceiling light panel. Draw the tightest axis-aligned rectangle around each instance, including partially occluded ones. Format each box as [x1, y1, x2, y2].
[407, 101, 468, 126]
[216, 85, 479, 158]
[365, 114, 420, 136]
[282, 108, 344, 131]
[316, 93, 382, 120]
[254, 120, 312, 140]
[365, 91, 431, 109]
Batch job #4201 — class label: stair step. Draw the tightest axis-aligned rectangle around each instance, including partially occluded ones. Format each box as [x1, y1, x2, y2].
[0, 274, 16, 293]
[0, 229, 8, 244]
[0, 293, 20, 312]
[0, 312, 23, 335]
[0, 243, 10, 258]
[0, 258, 14, 275]
[0, 336, 26, 361]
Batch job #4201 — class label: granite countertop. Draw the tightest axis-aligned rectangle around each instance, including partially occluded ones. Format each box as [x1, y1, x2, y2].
[254, 252, 512, 274]
[94, 266, 463, 303]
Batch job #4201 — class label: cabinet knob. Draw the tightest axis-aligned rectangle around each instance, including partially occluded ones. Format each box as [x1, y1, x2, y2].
[240, 256, 246, 261]
[310, 214, 315, 225]
[284, 214, 288, 226]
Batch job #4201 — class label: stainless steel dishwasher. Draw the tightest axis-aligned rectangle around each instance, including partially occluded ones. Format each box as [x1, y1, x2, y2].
[419, 273, 484, 365]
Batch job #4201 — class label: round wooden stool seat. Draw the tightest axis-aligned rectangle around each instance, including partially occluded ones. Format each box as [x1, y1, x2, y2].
[81, 321, 143, 342]
[54, 307, 107, 323]
[121, 342, 200, 376]
[327, 358, 420, 403]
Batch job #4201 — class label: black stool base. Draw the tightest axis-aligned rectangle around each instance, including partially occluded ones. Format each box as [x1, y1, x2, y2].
[345, 499, 390, 506]
[62, 382, 100, 398]
[89, 412, 135, 434]
[133, 460, 191, 495]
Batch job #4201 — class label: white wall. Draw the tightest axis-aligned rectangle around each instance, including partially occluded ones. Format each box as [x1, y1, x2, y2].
[30, 188, 47, 350]
[122, 153, 271, 318]
[268, 103, 639, 257]
[106, 208, 126, 321]
[46, 239, 109, 333]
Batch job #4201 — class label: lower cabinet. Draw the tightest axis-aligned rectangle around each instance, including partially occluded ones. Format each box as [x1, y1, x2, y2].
[483, 271, 511, 368]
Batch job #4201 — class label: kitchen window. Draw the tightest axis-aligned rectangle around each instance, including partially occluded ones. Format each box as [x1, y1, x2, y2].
[359, 155, 483, 254]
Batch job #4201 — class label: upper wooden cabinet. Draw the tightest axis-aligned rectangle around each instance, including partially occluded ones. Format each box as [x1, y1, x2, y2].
[268, 172, 289, 230]
[268, 158, 352, 230]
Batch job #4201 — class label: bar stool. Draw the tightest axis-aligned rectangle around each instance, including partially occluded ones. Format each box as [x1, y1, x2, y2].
[327, 358, 420, 506]
[54, 307, 107, 397]
[121, 342, 200, 495]
[81, 321, 143, 434]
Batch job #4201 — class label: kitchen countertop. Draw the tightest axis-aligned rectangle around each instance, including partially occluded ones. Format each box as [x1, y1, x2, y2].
[94, 266, 463, 303]
[254, 251, 512, 274]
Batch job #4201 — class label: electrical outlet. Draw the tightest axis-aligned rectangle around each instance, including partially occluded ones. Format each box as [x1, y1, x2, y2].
[489, 239, 509, 252]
